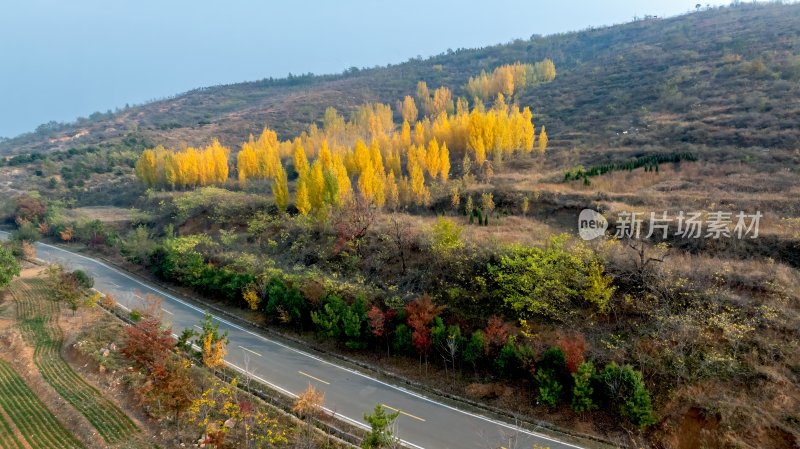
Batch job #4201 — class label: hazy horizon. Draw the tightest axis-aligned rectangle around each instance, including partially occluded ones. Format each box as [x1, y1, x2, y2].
[1, 0, 726, 138]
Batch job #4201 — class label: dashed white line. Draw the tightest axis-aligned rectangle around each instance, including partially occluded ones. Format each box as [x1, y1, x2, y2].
[23, 235, 585, 449]
[238, 346, 262, 357]
[298, 370, 330, 385]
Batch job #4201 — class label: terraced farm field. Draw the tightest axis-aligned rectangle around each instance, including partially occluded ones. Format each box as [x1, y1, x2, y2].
[10, 279, 139, 444]
[0, 359, 85, 449]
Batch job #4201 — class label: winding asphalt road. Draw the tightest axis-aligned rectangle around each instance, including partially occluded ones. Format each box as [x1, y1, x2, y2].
[0, 230, 586, 449]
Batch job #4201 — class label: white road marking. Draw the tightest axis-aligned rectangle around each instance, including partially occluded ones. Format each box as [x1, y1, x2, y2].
[238, 346, 262, 357]
[20, 235, 584, 449]
[298, 370, 330, 385]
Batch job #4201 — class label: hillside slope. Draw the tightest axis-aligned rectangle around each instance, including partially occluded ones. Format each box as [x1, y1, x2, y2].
[2, 4, 800, 449]
[2, 2, 798, 159]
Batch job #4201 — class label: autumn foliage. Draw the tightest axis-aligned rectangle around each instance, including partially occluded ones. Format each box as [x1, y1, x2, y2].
[556, 332, 587, 374]
[134, 64, 555, 215]
[135, 139, 230, 189]
[121, 317, 195, 418]
[465, 59, 556, 102]
[483, 315, 511, 356]
[406, 294, 445, 363]
[122, 317, 176, 369]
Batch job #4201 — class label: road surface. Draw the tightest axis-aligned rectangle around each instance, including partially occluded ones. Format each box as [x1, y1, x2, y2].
[0, 231, 586, 449]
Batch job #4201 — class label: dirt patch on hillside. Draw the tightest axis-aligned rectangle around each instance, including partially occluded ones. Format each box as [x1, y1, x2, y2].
[62, 206, 134, 225]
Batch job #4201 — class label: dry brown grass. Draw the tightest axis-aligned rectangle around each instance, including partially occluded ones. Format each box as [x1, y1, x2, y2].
[61, 206, 134, 224]
[480, 155, 800, 244]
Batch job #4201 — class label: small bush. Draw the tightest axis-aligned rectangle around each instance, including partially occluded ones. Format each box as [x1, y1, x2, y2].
[535, 369, 563, 407]
[494, 340, 522, 376]
[597, 362, 656, 428]
[72, 269, 94, 289]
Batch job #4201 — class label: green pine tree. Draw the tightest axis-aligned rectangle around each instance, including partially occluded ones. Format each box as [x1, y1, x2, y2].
[571, 362, 597, 413]
[362, 404, 400, 449]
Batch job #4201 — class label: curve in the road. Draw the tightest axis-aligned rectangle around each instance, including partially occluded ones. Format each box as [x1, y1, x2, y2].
[0, 231, 586, 449]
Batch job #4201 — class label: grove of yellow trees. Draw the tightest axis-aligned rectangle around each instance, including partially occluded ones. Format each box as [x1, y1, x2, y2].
[135, 63, 555, 214]
[237, 129, 282, 186]
[135, 139, 229, 189]
[466, 59, 556, 102]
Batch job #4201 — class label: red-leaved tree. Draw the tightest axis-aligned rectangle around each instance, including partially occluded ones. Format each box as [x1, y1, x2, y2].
[483, 315, 510, 357]
[368, 305, 391, 357]
[121, 317, 176, 370]
[367, 306, 385, 338]
[556, 332, 587, 373]
[406, 294, 445, 372]
[122, 317, 195, 419]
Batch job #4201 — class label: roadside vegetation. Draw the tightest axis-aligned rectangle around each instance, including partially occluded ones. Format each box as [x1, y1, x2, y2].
[1, 3, 799, 448]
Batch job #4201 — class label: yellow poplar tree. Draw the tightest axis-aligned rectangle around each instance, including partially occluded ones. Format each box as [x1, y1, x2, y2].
[197, 147, 211, 186]
[468, 110, 487, 165]
[211, 140, 230, 184]
[401, 120, 412, 147]
[541, 58, 556, 81]
[256, 128, 281, 179]
[372, 159, 386, 208]
[410, 163, 429, 206]
[496, 66, 515, 97]
[413, 121, 426, 146]
[521, 107, 535, 153]
[401, 95, 418, 123]
[309, 161, 325, 210]
[538, 126, 548, 155]
[318, 140, 333, 172]
[439, 142, 450, 183]
[353, 139, 370, 175]
[416, 81, 430, 116]
[237, 137, 258, 186]
[293, 139, 309, 177]
[135, 149, 158, 187]
[296, 176, 311, 216]
[357, 167, 375, 204]
[426, 139, 441, 179]
[272, 163, 289, 212]
[333, 154, 353, 204]
[164, 154, 177, 189]
[369, 139, 384, 175]
[431, 86, 454, 116]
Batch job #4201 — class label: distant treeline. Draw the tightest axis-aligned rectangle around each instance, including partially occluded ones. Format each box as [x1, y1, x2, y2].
[564, 152, 697, 182]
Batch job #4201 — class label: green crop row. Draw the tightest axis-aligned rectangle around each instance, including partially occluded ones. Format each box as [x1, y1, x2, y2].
[0, 360, 85, 449]
[10, 280, 139, 444]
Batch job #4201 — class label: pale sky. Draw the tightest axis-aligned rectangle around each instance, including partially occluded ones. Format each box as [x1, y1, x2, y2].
[0, 0, 725, 137]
